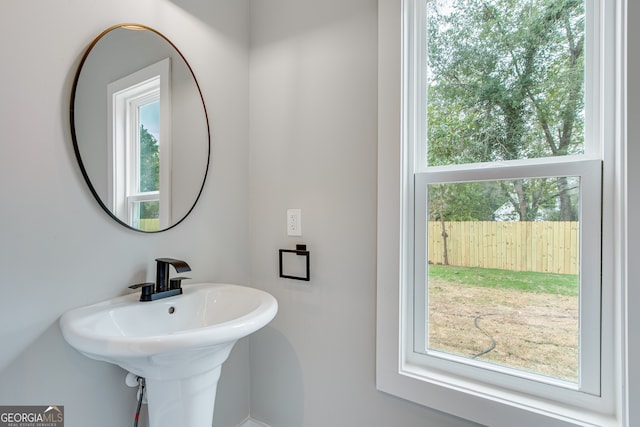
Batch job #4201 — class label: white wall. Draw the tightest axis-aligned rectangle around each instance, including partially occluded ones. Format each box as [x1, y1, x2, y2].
[625, 0, 640, 423]
[0, 1, 250, 426]
[247, 1, 476, 425]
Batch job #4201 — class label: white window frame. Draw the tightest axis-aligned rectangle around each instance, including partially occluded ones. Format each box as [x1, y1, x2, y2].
[376, 0, 627, 425]
[412, 160, 602, 394]
[107, 58, 172, 229]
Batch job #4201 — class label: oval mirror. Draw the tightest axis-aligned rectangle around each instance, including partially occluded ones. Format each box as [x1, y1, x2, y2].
[71, 24, 210, 232]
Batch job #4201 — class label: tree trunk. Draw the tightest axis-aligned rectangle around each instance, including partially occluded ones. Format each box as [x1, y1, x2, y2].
[439, 200, 449, 265]
[514, 180, 529, 221]
[556, 176, 576, 220]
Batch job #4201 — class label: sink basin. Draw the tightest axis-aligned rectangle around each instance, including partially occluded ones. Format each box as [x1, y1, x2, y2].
[60, 282, 278, 377]
[60, 283, 277, 427]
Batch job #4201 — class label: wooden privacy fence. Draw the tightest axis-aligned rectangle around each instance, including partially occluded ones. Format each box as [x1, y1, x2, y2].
[139, 218, 160, 231]
[427, 221, 579, 275]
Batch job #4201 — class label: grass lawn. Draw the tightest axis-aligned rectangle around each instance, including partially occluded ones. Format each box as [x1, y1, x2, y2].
[427, 264, 579, 296]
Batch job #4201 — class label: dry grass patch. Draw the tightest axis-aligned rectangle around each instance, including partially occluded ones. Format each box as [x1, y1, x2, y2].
[428, 279, 579, 381]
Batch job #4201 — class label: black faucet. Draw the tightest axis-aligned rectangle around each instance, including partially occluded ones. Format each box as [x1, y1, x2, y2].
[129, 258, 191, 302]
[155, 258, 191, 292]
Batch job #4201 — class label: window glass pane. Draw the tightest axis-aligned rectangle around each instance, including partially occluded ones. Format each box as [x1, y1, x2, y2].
[139, 101, 160, 192]
[425, 178, 580, 382]
[132, 200, 160, 232]
[425, 0, 585, 166]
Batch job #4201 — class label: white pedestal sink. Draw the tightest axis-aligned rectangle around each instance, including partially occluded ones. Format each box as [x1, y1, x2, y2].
[59, 283, 278, 427]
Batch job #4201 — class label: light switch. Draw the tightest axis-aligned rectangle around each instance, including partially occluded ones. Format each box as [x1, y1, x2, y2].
[287, 209, 302, 236]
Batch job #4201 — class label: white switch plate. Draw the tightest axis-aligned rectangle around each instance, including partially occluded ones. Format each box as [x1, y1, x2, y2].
[287, 209, 302, 236]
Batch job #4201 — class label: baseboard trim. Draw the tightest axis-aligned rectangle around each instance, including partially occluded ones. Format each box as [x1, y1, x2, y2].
[238, 417, 272, 427]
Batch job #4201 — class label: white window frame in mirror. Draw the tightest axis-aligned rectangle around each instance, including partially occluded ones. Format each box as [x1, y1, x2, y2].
[107, 58, 172, 230]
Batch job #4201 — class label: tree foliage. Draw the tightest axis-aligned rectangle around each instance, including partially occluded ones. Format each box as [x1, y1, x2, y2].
[426, 0, 584, 221]
[140, 124, 159, 193]
[139, 124, 159, 219]
[429, 182, 506, 221]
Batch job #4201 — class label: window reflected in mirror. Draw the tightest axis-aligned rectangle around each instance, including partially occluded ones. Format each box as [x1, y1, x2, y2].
[107, 58, 171, 231]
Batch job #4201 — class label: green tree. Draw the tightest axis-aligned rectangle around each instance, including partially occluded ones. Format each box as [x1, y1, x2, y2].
[429, 182, 506, 222]
[140, 124, 159, 192]
[426, 0, 584, 221]
[139, 124, 159, 219]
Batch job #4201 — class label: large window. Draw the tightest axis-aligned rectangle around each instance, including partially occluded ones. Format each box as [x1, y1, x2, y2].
[376, 0, 624, 425]
[412, 0, 601, 396]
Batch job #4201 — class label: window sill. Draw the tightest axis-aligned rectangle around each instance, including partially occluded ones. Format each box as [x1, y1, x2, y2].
[377, 362, 619, 426]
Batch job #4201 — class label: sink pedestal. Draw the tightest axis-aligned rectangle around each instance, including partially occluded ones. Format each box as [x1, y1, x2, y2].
[145, 367, 221, 427]
[134, 342, 235, 427]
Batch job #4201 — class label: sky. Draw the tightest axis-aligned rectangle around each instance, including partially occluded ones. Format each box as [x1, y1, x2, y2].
[140, 100, 160, 142]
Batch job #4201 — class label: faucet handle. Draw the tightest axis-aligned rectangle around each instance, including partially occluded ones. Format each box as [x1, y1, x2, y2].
[129, 282, 155, 302]
[169, 277, 190, 291]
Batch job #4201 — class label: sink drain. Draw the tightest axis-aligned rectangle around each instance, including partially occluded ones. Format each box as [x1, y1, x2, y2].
[168, 307, 175, 314]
